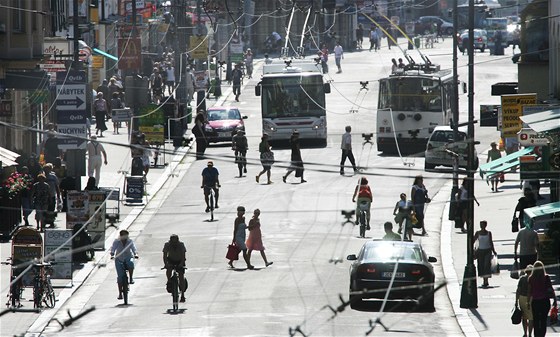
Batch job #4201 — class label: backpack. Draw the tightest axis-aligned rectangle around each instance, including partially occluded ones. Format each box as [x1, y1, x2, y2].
[94, 98, 106, 112]
[153, 74, 162, 88]
[358, 185, 372, 199]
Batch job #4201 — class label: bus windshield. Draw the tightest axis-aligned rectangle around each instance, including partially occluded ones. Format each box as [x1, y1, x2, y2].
[262, 75, 325, 118]
[378, 77, 442, 112]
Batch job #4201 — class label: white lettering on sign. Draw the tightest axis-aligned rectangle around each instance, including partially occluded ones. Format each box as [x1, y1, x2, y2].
[57, 88, 85, 95]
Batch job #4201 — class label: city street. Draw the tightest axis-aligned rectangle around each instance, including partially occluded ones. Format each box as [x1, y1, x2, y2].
[14, 39, 523, 336]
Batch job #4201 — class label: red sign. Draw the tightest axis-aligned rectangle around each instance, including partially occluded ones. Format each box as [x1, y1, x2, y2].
[118, 38, 141, 70]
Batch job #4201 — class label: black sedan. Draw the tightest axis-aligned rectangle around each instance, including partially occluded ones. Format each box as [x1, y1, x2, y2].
[347, 240, 437, 311]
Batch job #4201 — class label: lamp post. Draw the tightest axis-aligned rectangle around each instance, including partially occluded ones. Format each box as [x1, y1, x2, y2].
[460, 0, 478, 309]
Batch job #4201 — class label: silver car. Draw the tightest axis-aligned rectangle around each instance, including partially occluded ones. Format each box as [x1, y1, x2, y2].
[458, 29, 488, 52]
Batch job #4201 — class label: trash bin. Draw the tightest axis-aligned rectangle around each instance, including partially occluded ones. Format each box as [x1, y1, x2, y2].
[414, 37, 420, 49]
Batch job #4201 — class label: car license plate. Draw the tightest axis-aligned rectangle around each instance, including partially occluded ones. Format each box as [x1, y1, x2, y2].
[219, 132, 231, 137]
[382, 272, 405, 278]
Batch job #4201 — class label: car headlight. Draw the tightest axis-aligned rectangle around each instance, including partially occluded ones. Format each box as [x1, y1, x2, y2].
[263, 120, 276, 132]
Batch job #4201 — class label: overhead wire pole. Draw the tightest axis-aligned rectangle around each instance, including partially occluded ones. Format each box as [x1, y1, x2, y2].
[174, 0, 188, 147]
[460, 0, 478, 309]
[450, 0, 460, 227]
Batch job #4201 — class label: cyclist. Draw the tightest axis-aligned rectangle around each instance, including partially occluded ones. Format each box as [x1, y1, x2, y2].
[352, 177, 372, 229]
[201, 161, 220, 212]
[110, 230, 138, 300]
[163, 234, 187, 303]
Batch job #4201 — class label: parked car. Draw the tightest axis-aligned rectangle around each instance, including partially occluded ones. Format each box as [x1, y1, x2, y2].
[457, 29, 488, 52]
[424, 126, 479, 170]
[347, 240, 437, 311]
[205, 107, 247, 143]
[415, 16, 454, 35]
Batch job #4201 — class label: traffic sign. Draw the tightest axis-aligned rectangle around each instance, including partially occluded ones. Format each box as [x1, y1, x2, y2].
[57, 110, 88, 124]
[56, 84, 86, 111]
[56, 70, 86, 85]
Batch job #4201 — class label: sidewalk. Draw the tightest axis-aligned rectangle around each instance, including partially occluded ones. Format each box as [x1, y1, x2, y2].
[0, 121, 190, 336]
[440, 170, 560, 336]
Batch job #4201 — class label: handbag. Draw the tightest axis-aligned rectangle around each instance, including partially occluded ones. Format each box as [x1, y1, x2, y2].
[550, 305, 559, 325]
[511, 305, 522, 325]
[510, 260, 520, 279]
[511, 217, 519, 232]
[260, 151, 275, 165]
[491, 253, 500, 275]
[226, 242, 241, 261]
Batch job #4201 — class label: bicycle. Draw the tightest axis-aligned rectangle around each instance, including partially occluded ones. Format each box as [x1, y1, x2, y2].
[114, 259, 132, 305]
[356, 200, 370, 238]
[162, 265, 187, 312]
[32, 261, 56, 309]
[205, 184, 219, 221]
[2, 260, 23, 308]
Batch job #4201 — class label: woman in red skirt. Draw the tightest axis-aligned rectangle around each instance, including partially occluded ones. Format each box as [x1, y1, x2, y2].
[246, 209, 273, 268]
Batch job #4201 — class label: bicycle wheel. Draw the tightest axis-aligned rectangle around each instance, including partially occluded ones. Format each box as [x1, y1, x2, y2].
[209, 191, 214, 221]
[121, 274, 129, 305]
[43, 280, 56, 308]
[171, 273, 179, 312]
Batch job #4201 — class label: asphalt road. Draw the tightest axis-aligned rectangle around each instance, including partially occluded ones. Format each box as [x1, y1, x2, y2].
[36, 39, 518, 336]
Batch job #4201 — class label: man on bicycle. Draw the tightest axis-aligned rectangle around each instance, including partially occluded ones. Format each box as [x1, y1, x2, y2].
[352, 177, 373, 229]
[163, 234, 187, 302]
[201, 161, 220, 212]
[110, 230, 138, 300]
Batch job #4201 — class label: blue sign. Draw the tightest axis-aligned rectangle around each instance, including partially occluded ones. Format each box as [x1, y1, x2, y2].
[56, 70, 86, 85]
[57, 110, 87, 124]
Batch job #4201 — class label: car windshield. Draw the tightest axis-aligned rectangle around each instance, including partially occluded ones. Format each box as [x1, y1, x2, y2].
[208, 109, 240, 121]
[362, 242, 424, 262]
[431, 131, 467, 142]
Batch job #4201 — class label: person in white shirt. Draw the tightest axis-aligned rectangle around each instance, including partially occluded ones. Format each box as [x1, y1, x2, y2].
[165, 64, 175, 95]
[340, 125, 357, 175]
[514, 225, 539, 270]
[87, 135, 107, 184]
[110, 230, 138, 300]
[333, 42, 344, 73]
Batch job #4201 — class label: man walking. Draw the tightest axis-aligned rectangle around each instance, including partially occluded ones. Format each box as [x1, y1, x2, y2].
[340, 126, 357, 175]
[87, 135, 108, 185]
[514, 224, 539, 270]
[334, 41, 344, 73]
[232, 63, 243, 102]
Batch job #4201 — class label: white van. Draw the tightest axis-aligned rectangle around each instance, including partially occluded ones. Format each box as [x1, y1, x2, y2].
[424, 126, 478, 170]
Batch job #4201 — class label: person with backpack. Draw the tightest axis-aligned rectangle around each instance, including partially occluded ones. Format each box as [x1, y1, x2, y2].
[94, 92, 108, 137]
[352, 177, 373, 230]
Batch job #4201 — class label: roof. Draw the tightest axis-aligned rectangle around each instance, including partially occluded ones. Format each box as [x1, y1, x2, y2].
[0, 147, 20, 167]
[262, 60, 323, 76]
[520, 108, 560, 133]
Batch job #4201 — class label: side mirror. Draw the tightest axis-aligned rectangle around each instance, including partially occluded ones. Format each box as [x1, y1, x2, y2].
[255, 83, 261, 96]
[347, 254, 357, 261]
[428, 256, 437, 263]
[324, 82, 331, 94]
[242, 115, 248, 119]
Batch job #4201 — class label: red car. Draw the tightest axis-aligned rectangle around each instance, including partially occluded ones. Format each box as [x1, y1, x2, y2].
[205, 107, 247, 143]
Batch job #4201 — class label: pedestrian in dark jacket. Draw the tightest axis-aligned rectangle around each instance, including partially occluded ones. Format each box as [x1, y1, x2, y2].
[283, 131, 306, 183]
[232, 129, 248, 177]
[192, 111, 208, 160]
[514, 188, 537, 228]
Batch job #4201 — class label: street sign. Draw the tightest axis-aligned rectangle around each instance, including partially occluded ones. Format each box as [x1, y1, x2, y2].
[56, 85, 86, 111]
[57, 124, 87, 149]
[500, 93, 537, 138]
[57, 70, 86, 84]
[0, 100, 13, 117]
[190, 36, 208, 59]
[56, 71, 87, 150]
[125, 176, 144, 204]
[111, 108, 132, 122]
[57, 110, 88, 124]
[517, 128, 550, 146]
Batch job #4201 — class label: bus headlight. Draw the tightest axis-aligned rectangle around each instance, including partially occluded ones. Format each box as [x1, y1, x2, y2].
[263, 120, 276, 132]
[312, 118, 326, 130]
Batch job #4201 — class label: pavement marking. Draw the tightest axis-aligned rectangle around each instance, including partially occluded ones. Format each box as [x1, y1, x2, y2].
[439, 179, 480, 337]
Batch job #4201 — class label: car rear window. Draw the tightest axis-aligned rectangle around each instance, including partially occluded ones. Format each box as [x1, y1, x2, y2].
[431, 131, 466, 142]
[363, 243, 423, 262]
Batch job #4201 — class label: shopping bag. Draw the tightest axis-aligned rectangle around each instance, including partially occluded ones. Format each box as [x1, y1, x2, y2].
[550, 305, 559, 325]
[491, 253, 500, 275]
[510, 260, 520, 279]
[226, 243, 241, 261]
[511, 217, 519, 233]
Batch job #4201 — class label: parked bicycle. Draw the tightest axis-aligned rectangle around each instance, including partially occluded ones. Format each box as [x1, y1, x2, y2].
[31, 260, 56, 309]
[2, 259, 23, 308]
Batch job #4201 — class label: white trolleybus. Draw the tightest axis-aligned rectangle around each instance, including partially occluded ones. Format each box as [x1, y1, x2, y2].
[376, 63, 454, 155]
[255, 60, 330, 145]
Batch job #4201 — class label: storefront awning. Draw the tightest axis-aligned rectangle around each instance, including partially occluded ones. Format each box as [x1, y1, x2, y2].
[93, 48, 118, 62]
[520, 108, 560, 133]
[479, 146, 534, 179]
[0, 147, 20, 168]
[524, 201, 560, 229]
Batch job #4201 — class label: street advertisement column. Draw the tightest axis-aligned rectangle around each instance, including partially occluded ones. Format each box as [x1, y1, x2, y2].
[44, 229, 73, 280]
[88, 191, 107, 248]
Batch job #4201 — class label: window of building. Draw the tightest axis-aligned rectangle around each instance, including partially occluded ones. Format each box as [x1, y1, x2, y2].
[11, 0, 26, 33]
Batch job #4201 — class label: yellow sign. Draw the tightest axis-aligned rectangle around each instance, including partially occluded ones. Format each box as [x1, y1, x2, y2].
[139, 125, 164, 143]
[500, 93, 537, 138]
[92, 55, 104, 68]
[190, 36, 208, 59]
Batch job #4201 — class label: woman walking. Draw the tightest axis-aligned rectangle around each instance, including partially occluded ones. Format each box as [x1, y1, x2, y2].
[473, 220, 497, 288]
[528, 261, 557, 337]
[487, 142, 502, 192]
[456, 178, 480, 233]
[516, 264, 534, 337]
[229, 206, 253, 269]
[246, 209, 273, 268]
[110, 92, 123, 134]
[93, 92, 108, 137]
[411, 175, 430, 236]
[256, 134, 273, 184]
[283, 131, 306, 183]
[393, 193, 413, 240]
